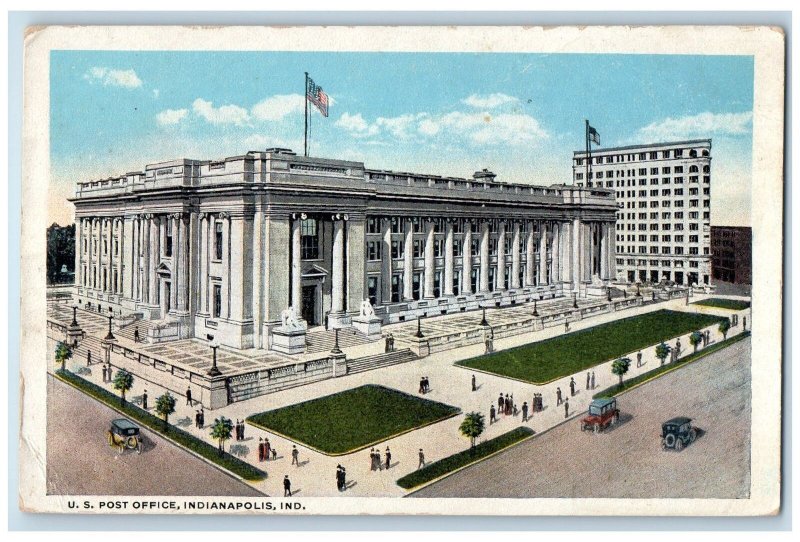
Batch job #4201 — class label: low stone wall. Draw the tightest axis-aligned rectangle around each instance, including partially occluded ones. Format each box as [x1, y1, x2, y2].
[227, 356, 347, 402]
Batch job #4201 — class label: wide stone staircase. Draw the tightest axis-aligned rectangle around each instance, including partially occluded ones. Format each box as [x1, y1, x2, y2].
[304, 326, 381, 355]
[346, 348, 418, 375]
[115, 318, 153, 344]
[68, 335, 104, 366]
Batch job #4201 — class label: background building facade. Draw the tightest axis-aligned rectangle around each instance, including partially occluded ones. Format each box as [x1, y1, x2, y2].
[711, 226, 752, 285]
[72, 148, 617, 351]
[572, 139, 712, 286]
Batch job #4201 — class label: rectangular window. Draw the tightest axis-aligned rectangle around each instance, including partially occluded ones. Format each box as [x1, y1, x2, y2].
[412, 273, 422, 300]
[471, 238, 479, 256]
[367, 276, 379, 306]
[367, 241, 381, 261]
[390, 274, 401, 303]
[489, 238, 498, 255]
[391, 240, 404, 259]
[434, 239, 444, 258]
[366, 217, 380, 234]
[453, 239, 462, 257]
[165, 221, 174, 257]
[213, 284, 222, 318]
[214, 222, 223, 260]
[433, 271, 442, 298]
[391, 219, 404, 234]
[413, 239, 423, 258]
[300, 219, 320, 260]
[689, 247, 699, 255]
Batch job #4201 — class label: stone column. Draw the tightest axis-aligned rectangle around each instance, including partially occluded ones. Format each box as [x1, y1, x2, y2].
[117, 218, 125, 294]
[525, 221, 535, 286]
[74, 218, 82, 289]
[538, 222, 548, 286]
[199, 214, 209, 314]
[584, 222, 592, 280]
[92, 218, 99, 290]
[461, 222, 473, 295]
[403, 218, 414, 300]
[496, 221, 506, 290]
[170, 215, 180, 312]
[479, 220, 490, 292]
[251, 210, 264, 346]
[381, 218, 392, 304]
[346, 217, 366, 312]
[221, 213, 231, 319]
[291, 216, 302, 314]
[130, 217, 137, 299]
[331, 218, 345, 314]
[561, 221, 572, 285]
[444, 220, 454, 296]
[228, 216, 250, 323]
[423, 219, 435, 299]
[141, 216, 151, 303]
[572, 218, 582, 292]
[511, 222, 521, 289]
[600, 222, 608, 279]
[179, 214, 191, 312]
[608, 223, 617, 279]
[551, 222, 560, 285]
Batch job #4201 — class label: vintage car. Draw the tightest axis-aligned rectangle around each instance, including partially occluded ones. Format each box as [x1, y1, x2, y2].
[661, 416, 697, 451]
[580, 397, 620, 433]
[107, 418, 142, 454]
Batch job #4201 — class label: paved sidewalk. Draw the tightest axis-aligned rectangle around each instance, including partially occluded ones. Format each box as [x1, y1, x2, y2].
[50, 293, 750, 497]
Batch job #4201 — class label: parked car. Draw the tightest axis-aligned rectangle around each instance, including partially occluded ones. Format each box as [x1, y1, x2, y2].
[661, 417, 697, 451]
[107, 418, 142, 454]
[580, 397, 620, 433]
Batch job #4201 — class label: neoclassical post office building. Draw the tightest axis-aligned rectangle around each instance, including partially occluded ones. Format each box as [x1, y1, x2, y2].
[72, 148, 618, 351]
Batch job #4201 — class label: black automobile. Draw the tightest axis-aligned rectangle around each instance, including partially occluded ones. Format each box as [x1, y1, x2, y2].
[107, 418, 142, 454]
[661, 416, 697, 451]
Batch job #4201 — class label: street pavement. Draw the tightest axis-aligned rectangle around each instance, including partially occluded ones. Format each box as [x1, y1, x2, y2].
[49, 293, 750, 497]
[411, 336, 751, 498]
[46, 374, 264, 497]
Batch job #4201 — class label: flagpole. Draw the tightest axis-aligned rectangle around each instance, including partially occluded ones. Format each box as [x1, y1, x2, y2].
[304, 72, 309, 157]
[585, 119, 590, 185]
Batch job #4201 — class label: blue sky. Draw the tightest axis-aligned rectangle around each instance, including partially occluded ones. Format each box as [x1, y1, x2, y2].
[50, 51, 754, 226]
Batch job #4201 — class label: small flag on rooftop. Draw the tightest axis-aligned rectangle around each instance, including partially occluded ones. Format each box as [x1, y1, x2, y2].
[588, 124, 600, 145]
[306, 75, 329, 118]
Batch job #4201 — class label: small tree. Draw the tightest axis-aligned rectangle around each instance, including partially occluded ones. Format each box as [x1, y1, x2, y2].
[54, 341, 73, 373]
[718, 318, 731, 340]
[112, 369, 134, 404]
[459, 412, 486, 450]
[655, 342, 672, 367]
[155, 392, 177, 429]
[611, 357, 631, 386]
[689, 331, 704, 353]
[210, 416, 234, 456]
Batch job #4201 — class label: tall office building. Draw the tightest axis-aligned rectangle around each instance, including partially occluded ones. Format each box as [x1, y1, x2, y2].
[572, 139, 712, 286]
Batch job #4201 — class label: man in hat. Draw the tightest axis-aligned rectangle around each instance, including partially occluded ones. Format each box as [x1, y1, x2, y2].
[142, 389, 148, 411]
[283, 475, 292, 497]
[385, 447, 392, 470]
[591, 371, 596, 390]
[564, 398, 570, 419]
[490, 404, 496, 425]
[471, 374, 477, 392]
[291, 445, 299, 466]
[521, 401, 529, 423]
[185, 386, 193, 406]
[569, 377, 576, 397]
[418, 448, 426, 469]
[556, 387, 563, 406]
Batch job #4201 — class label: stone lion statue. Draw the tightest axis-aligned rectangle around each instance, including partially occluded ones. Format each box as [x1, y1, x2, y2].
[360, 298, 376, 318]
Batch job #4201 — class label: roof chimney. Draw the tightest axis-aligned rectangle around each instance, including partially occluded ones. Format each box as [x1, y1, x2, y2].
[473, 168, 496, 182]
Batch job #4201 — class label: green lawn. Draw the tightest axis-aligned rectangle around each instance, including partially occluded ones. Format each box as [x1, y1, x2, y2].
[247, 385, 461, 455]
[456, 309, 726, 384]
[693, 298, 751, 311]
[397, 427, 534, 490]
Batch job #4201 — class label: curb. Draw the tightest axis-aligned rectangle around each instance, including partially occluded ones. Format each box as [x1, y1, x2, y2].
[52, 370, 269, 492]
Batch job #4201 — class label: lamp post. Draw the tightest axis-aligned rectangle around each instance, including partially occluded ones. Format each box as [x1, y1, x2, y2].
[415, 316, 424, 338]
[331, 328, 343, 355]
[71, 305, 78, 327]
[480, 306, 489, 327]
[207, 339, 221, 377]
[104, 314, 116, 341]
[532, 301, 538, 317]
[572, 292, 578, 309]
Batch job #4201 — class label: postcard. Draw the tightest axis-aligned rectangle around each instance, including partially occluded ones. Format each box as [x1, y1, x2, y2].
[19, 24, 784, 516]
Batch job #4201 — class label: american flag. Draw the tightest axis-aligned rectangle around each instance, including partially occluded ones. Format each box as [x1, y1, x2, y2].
[306, 76, 329, 118]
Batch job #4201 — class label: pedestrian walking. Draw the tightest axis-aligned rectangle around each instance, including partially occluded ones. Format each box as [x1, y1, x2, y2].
[369, 448, 376, 471]
[86, 350, 92, 366]
[240, 420, 246, 441]
[636, 351, 642, 367]
[102, 364, 107, 382]
[556, 387, 563, 406]
[743, 316, 747, 331]
[490, 404, 496, 424]
[134, 326, 140, 343]
[340, 466, 347, 491]
[569, 377, 576, 397]
[283, 475, 292, 497]
[522, 401, 529, 422]
[565, 321, 569, 333]
[264, 438, 271, 461]
[107, 365, 113, 382]
[258, 438, 264, 462]
[194, 410, 200, 428]
[385, 447, 391, 470]
[142, 389, 148, 410]
[418, 448, 426, 469]
[586, 372, 590, 390]
[336, 465, 344, 491]
[419, 377, 425, 394]
[291, 445, 299, 466]
[591, 371, 596, 390]
[498, 393, 504, 412]
[564, 398, 570, 418]
[424, 377, 430, 393]
[504, 394, 511, 415]
[471, 374, 477, 392]
[271, 448, 277, 461]
[185, 386, 193, 406]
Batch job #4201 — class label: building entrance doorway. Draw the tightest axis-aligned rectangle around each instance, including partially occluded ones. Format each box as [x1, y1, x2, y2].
[302, 285, 318, 326]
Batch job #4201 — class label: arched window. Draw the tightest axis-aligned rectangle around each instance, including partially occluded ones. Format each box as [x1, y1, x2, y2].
[702, 150, 709, 157]
[703, 165, 710, 173]
[689, 165, 699, 173]
[689, 149, 698, 158]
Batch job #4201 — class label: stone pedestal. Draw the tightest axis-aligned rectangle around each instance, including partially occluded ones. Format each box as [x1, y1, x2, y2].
[352, 315, 382, 337]
[207, 375, 230, 409]
[101, 338, 116, 364]
[271, 327, 307, 355]
[327, 312, 352, 329]
[331, 352, 347, 377]
[66, 324, 84, 348]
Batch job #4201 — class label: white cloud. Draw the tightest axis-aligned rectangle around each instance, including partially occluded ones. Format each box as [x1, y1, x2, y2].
[251, 94, 305, 121]
[152, 89, 160, 99]
[335, 112, 379, 137]
[156, 108, 188, 126]
[192, 98, 250, 126]
[83, 67, 143, 88]
[637, 111, 753, 141]
[375, 113, 428, 139]
[418, 118, 440, 136]
[461, 93, 518, 109]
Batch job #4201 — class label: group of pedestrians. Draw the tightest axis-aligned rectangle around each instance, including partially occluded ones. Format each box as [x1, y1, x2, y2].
[194, 408, 205, 429]
[336, 464, 348, 491]
[418, 376, 431, 394]
[490, 393, 518, 424]
[234, 419, 246, 441]
[257, 437, 276, 462]
[585, 371, 596, 391]
[369, 447, 391, 471]
[101, 363, 114, 383]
